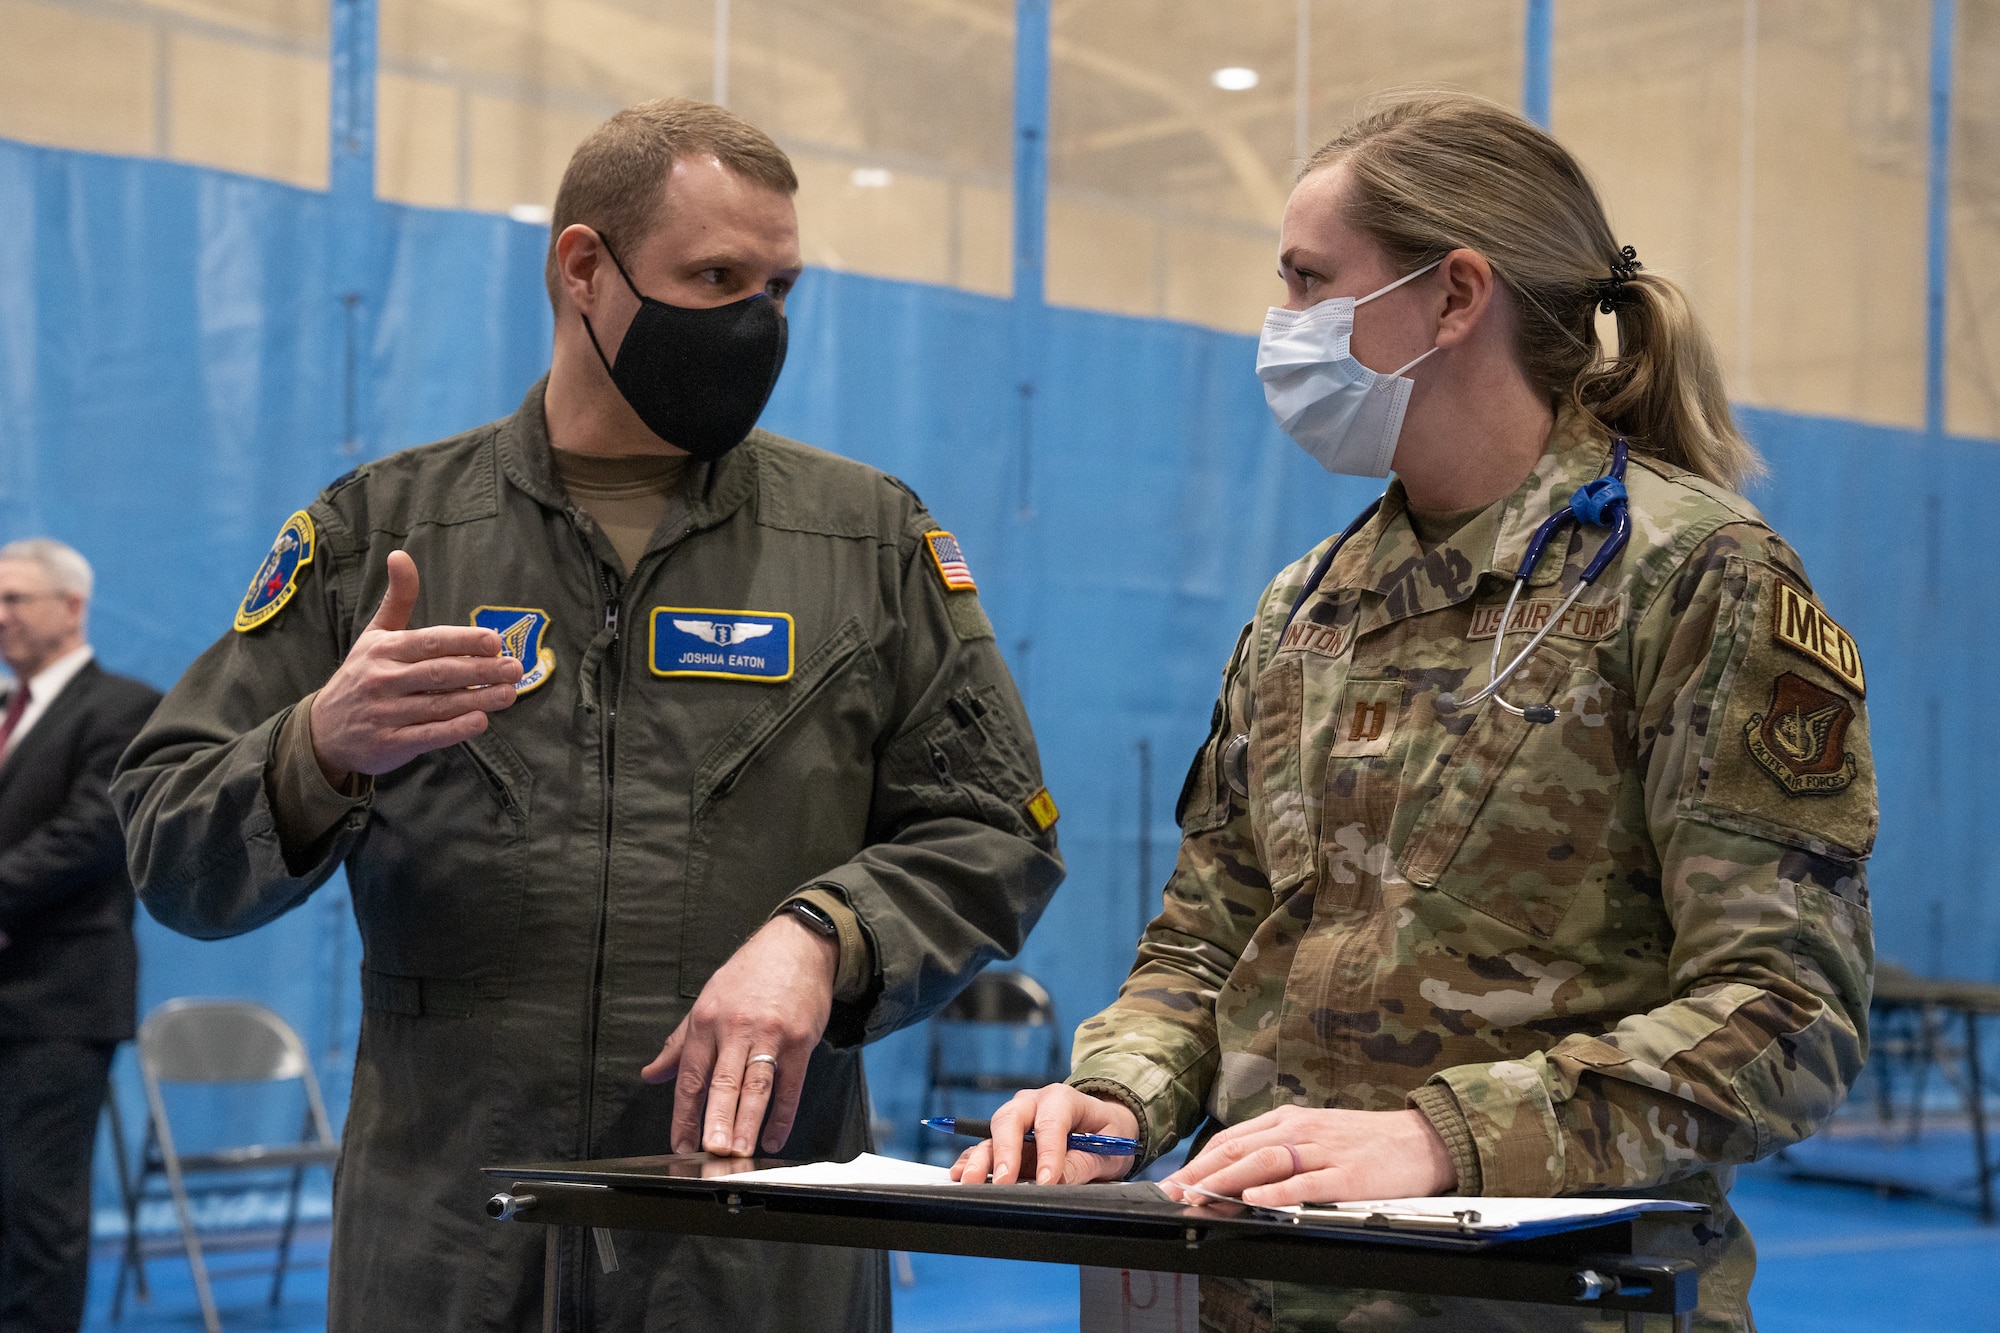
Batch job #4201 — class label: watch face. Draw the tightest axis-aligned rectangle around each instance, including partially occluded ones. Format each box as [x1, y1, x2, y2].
[788, 902, 837, 937]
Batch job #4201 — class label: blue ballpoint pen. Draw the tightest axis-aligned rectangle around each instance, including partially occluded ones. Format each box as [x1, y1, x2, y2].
[920, 1116, 1139, 1156]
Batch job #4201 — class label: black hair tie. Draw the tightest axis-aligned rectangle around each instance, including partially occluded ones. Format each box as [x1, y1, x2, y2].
[1594, 245, 1641, 313]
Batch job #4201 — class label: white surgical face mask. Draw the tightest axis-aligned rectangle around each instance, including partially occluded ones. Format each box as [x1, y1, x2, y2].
[1256, 259, 1443, 477]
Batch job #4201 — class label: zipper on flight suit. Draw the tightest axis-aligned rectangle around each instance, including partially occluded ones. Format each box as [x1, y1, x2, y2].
[576, 519, 691, 1164]
[583, 564, 621, 1162]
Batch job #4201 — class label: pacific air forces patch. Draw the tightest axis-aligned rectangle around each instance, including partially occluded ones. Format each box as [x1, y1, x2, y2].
[472, 607, 555, 695]
[234, 511, 315, 632]
[1746, 671, 1857, 796]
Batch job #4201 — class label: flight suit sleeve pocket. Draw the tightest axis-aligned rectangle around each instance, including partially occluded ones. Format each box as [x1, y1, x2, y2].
[880, 684, 1042, 836]
[1248, 655, 1312, 892]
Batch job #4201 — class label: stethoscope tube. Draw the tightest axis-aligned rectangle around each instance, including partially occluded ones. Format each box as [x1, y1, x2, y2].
[1435, 438, 1630, 724]
[1278, 438, 1633, 729]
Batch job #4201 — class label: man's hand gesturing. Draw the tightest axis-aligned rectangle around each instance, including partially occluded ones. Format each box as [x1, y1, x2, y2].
[311, 550, 523, 787]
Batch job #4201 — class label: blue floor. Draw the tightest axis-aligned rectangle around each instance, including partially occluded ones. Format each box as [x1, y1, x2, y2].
[82, 1149, 2000, 1332]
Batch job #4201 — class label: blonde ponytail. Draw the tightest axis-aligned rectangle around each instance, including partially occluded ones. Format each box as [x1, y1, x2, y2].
[1303, 91, 1762, 491]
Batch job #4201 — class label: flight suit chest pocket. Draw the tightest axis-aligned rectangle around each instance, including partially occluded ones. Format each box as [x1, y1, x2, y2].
[1247, 655, 1314, 893]
[353, 728, 532, 985]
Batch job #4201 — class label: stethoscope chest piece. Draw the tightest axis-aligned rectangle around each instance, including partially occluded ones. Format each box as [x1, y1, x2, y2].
[1222, 733, 1250, 797]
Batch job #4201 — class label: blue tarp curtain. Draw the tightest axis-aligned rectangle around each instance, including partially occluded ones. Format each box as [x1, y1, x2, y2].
[1, 138, 1991, 1179]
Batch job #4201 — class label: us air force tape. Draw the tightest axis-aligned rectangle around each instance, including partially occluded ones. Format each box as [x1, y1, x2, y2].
[234, 511, 315, 632]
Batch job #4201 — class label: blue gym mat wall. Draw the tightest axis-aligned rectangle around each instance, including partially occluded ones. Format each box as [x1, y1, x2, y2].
[1, 138, 1989, 1179]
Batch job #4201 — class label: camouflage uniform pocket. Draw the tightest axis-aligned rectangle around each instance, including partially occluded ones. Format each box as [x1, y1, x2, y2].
[1400, 647, 1593, 937]
[1248, 656, 1313, 892]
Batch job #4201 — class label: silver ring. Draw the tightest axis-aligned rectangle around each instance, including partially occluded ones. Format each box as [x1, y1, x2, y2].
[747, 1053, 778, 1066]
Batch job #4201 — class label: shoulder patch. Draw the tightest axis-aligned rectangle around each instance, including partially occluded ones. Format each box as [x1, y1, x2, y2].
[1745, 671, 1857, 796]
[923, 531, 978, 592]
[234, 511, 315, 632]
[471, 607, 555, 695]
[1773, 584, 1864, 696]
[1024, 787, 1060, 832]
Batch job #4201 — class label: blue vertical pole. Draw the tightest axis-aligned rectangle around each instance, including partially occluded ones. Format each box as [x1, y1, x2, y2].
[1523, 0, 1553, 129]
[1011, 0, 1049, 526]
[1924, 0, 1955, 439]
[1003, 0, 1051, 698]
[1012, 0, 1050, 309]
[330, 0, 378, 458]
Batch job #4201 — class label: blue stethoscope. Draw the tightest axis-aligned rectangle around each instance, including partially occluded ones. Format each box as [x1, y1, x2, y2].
[1280, 437, 1632, 728]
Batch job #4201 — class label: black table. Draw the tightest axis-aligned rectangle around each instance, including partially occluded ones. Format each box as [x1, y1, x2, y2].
[1782, 965, 1999, 1221]
[483, 1154, 1697, 1332]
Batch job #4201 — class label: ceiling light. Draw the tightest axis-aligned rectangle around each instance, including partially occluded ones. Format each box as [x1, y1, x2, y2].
[850, 167, 893, 188]
[1211, 67, 1259, 92]
[508, 203, 552, 225]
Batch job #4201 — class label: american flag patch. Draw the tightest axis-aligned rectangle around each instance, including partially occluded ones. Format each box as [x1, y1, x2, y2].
[924, 530, 977, 592]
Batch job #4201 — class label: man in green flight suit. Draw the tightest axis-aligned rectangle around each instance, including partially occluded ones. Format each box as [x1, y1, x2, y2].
[112, 99, 1063, 1331]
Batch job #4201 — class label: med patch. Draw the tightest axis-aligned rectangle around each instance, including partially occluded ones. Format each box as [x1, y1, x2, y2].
[924, 531, 977, 592]
[1745, 671, 1857, 796]
[1773, 583, 1864, 696]
[471, 606, 555, 695]
[234, 510, 315, 632]
[651, 608, 794, 682]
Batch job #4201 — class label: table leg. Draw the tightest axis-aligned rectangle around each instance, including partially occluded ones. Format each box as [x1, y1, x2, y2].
[1966, 1012, 1992, 1224]
[543, 1227, 560, 1333]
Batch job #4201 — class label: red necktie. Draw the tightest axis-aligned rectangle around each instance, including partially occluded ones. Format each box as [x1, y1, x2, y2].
[0, 684, 29, 755]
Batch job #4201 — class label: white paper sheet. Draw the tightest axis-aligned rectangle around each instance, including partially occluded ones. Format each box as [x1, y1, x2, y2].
[1188, 1188, 1702, 1233]
[722, 1153, 958, 1188]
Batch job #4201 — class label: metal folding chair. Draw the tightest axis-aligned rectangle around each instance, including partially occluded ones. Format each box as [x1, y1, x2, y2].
[112, 1000, 341, 1333]
[917, 970, 1063, 1163]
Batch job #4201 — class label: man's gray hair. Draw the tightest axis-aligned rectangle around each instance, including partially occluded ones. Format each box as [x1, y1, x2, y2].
[0, 538, 94, 601]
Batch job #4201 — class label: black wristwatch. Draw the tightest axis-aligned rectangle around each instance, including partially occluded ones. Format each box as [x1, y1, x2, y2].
[780, 898, 839, 939]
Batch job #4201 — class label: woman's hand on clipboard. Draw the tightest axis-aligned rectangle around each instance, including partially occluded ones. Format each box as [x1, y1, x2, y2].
[1163, 1105, 1456, 1207]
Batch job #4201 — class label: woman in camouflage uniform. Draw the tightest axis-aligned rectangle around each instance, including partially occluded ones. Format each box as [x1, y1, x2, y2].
[952, 92, 1874, 1332]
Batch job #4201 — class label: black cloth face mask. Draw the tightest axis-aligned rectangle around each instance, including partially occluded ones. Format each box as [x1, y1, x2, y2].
[580, 239, 789, 461]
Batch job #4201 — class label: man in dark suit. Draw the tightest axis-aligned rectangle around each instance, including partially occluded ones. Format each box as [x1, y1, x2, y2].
[0, 538, 159, 1333]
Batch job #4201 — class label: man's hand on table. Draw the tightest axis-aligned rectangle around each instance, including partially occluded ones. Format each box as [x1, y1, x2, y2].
[310, 550, 522, 786]
[947, 1084, 1138, 1186]
[641, 914, 837, 1156]
[1162, 1106, 1457, 1207]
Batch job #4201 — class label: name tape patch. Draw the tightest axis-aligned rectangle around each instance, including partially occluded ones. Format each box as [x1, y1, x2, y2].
[234, 510, 315, 632]
[1279, 620, 1356, 659]
[650, 608, 794, 682]
[924, 531, 978, 592]
[1774, 584, 1864, 696]
[472, 606, 555, 695]
[1466, 594, 1626, 644]
[1025, 787, 1060, 832]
